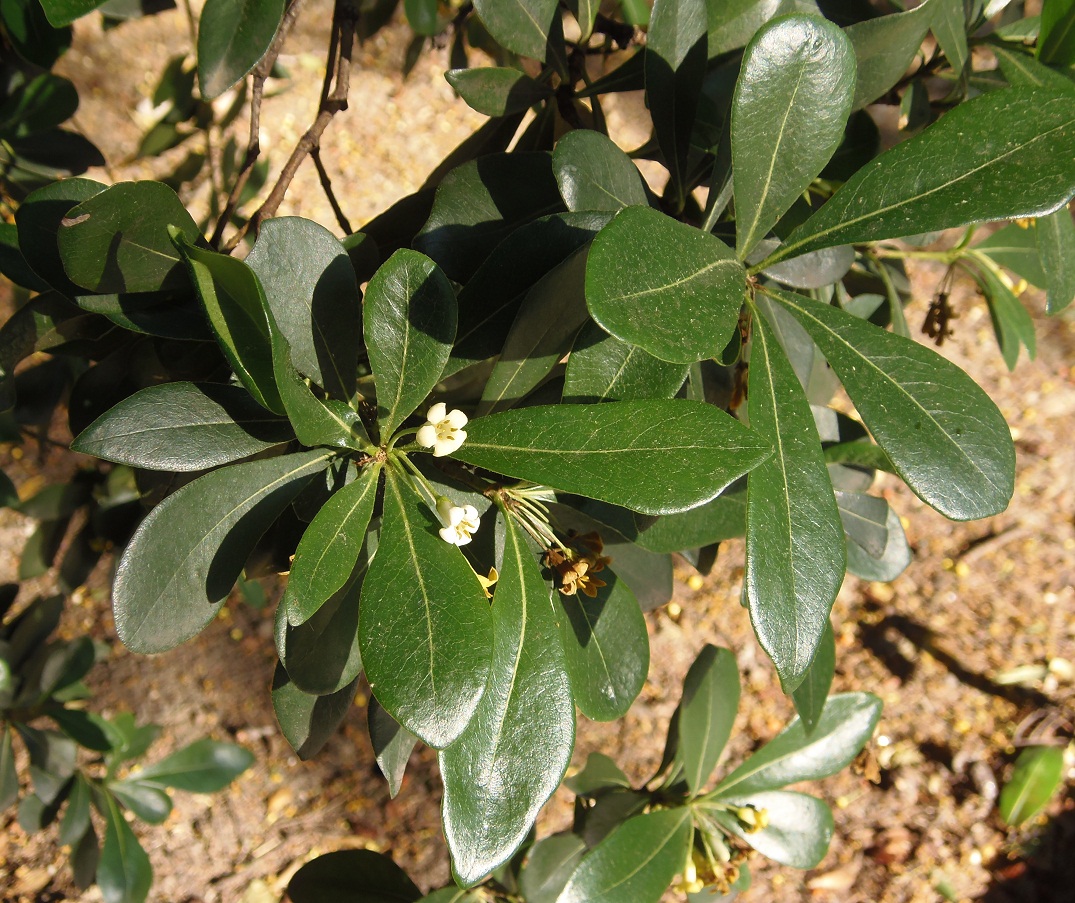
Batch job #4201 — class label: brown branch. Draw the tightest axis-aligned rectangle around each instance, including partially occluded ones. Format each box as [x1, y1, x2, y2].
[209, 0, 308, 249]
[223, 0, 357, 252]
[311, 147, 352, 233]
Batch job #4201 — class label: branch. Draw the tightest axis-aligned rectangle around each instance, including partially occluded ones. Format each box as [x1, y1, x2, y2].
[312, 147, 352, 233]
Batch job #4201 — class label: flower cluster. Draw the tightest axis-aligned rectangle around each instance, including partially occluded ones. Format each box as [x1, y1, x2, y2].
[436, 496, 480, 546]
[543, 531, 611, 598]
[417, 403, 467, 457]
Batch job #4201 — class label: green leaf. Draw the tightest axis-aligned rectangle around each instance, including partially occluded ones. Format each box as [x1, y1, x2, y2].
[458, 400, 770, 516]
[368, 695, 417, 798]
[771, 286, 1014, 519]
[564, 322, 688, 403]
[0, 72, 78, 137]
[706, 0, 820, 58]
[1040, 0, 1075, 66]
[472, 0, 559, 60]
[745, 309, 845, 691]
[790, 621, 834, 735]
[98, 795, 153, 903]
[71, 821, 100, 890]
[405, 0, 439, 35]
[358, 466, 493, 749]
[714, 692, 881, 796]
[441, 516, 574, 885]
[999, 745, 1065, 826]
[197, 0, 285, 99]
[556, 808, 692, 903]
[565, 753, 631, 795]
[932, 0, 969, 74]
[57, 181, 202, 294]
[845, 501, 912, 581]
[773, 89, 1075, 262]
[633, 488, 746, 553]
[16, 178, 105, 297]
[994, 45, 1075, 93]
[113, 450, 332, 653]
[287, 849, 422, 903]
[732, 15, 856, 257]
[36, 0, 106, 26]
[845, 1, 933, 111]
[58, 773, 92, 845]
[133, 738, 253, 792]
[18, 725, 76, 804]
[446, 68, 553, 117]
[364, 249, 457, 439]
[974, 221, 1048, 288]
[552, 130, 648, 213]
[0, 729, 17, 811]
[174, 233, 282, 414]
[712, 790, 834, 868]
[284, 465, 380, 625]
[246, 216, 362, 398]
[679, 645, 740, 795]
[108, 780, 173, 824]
[586, 207, 746, 364]
[72, 382, 294, 471]
[645, 0, 707, 208]
[557, 573, 649, 722]
[271, 664, 359, 760]
[520, 833, 588, 903]
[419, 890, 482, 903]
[1037, 206, 1075, 314]
[971, 259, 1036, 370]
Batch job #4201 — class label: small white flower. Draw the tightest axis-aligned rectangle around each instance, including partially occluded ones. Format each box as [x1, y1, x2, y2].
[436, 497, 481, 546]
[417, 402, 468, 457]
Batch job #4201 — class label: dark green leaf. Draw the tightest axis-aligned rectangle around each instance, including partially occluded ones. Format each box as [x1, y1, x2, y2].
[845, 1, 933, 110]
[706, 0, 820, 58]
[246, 216, 362, 398]
[565, 753, 631, 795]
[836, 491, 888, 559]
[472, 0, 559, 60]
[1036, 206, 1075, 314]
[440, 516, 574, 885]
[845, 501, 911, 581]
[134, 738, 253, 792]
[773, 89, 1075, 262]
[790, 621, 834, 734]
[552, 130, 648, 213]
[974, 221, 1047, 288]
[634, 488, 746, 553]
[746, 308, 845, 691]
[368, 695, 417, 798]
[405, 0, 439, 35]
[98, 795, 153, 903]
[15, 178, 105, 296]
[714, 692, 881, 796]
[287, 849, 421, 903]
[712, 790, 833, 868]
[972, 260, 1036, 370]
[18, 725, 76, 804]
[767, 286, 1015, 520]
[999, 745, 1065, 826]
[57, 181, 201, 294]
[419, 890, 482, 903]
[994, 45, 1075, 93]
[557, 573, 649, 722]
[113, 450, 332, 653]
[58, 773, 92, 846]
[0, 72, 78, 137]
[679, 645, 740, 795]
[6, 595, 64, 669]
[108, 780, 173, 824]
[271, 664, 359, 760]
[557, 808, 692, 903]
[758, 243, 855, 290]
[72, 382, 293, 471]
[50, 707, 113, 751]
[520, 833, 587, 903]
[71, 821, 100, 889]
[0, 729, 17, 811]
[586, 206, 745, 363]
[1040, 0, 1075, 66]
[197, 0, 285, 98]
[446, 68, 552, 117]
[932, 0, 969, 74]
[284, 464, 380, 625]
[364, 249, 457, 439]
[732, 15, 856, 257]
[37, 0, 106, 25]
[564, 322, 688, 404]
[358, 466, 493, 749]
[0, 222, 50, 291]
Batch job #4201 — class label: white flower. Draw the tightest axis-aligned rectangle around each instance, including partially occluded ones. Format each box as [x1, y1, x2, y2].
[417, 402, 468, 457]
[436, 497, 481, 546]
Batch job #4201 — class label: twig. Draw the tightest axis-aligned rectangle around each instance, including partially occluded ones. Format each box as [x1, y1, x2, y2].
[210, 0, 307, 248]
[223, 0, 357, 251]
[311, 147, 352, 233]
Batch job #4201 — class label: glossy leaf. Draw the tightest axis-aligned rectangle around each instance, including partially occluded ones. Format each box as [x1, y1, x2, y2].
[790, 621, 834, 734]
[633, 489, 746, 553]
[368, 695, 418, 798]
[552, 130, 648, 213]
[198, 0, 285, 99]
[974, 222, 1047, 288]
[359, 466, 493, 749]
[845, 501, 912, 581]
[774, 89, 1075, 262]
[556, 808, 691, 903]
[57, 181, 201, 294]
[1037, 206, 1075, 314]
[994, 45, 1075, 93]
[459, 400, 770, 516]
[732, 15, 856, 257]
[768, 286, 1015, 520]
[271, 664, 359, 760]
[108, 780, 172, 824]
[72, 382, 293, 471]
[845, 1, 933, 111]
[713, 790, 834, 868]
[520, 833, 588, 903]
[714, 692, 881, 796]
[557, 574, 649, 721]
[287, 849, 421, 903]
[707, 0, 820, 58]
[472, 0, 559, 60]
[565, 753, 631, 795]
[37, 0, 106, 25]
[446, 68, 552, 117]
[98, 796, 152, 903]
[247, 216, 363, 398]
[973, 260, 1036, 370]
[932, 0, 969, 74]
[564, 322, 688, 403]
[999, 745, 1065, 826]
[134, 738, 252, 792]
[364, 249, 457, 439]
[284, 465, 380, 625]
[113, 451, 332, 653]
[679, 645, 740, 795]
[440, 516, 575, 885]
[746, 309, 845, 690]
[586, 207, 746, 363]
[1040, 0, 1075, 66]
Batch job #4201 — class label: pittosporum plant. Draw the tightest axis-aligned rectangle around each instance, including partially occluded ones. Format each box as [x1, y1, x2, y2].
[1, 0, 1074, 898]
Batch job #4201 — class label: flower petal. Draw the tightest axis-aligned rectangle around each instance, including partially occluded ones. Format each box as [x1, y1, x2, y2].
[417, 424, 438, 448]
[427, 402, 447, 423]
[445, 409, 469, 429]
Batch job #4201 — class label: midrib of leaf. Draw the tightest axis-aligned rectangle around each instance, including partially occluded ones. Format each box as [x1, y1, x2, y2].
[999, 48, 1048, 85]
[383, 285, 413, 434]
[603, 345, 638, 398]
[770, 289, 1005, 496]
[123, 237, 179, 263]
[593, 810, 688, 893]
[1043, 8, 1075, 61]
[611, 257, 739, 304]
[773, 113, 1075, 263]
